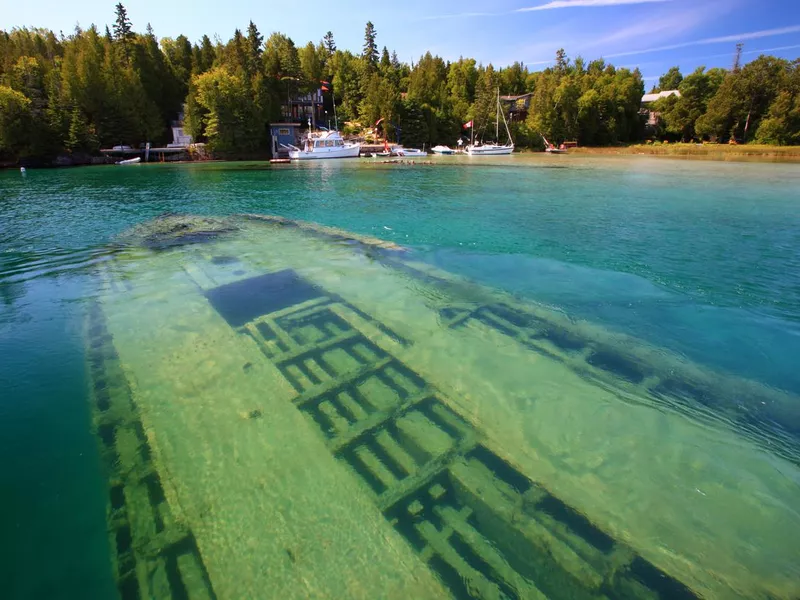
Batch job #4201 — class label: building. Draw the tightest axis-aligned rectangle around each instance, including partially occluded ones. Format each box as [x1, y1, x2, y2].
[269, 123, 301, 158]
[500, 93, 534, 121]
[641, 90, 681, 129]
[168, 112, 193, 148]
[282, 89, 325, 129]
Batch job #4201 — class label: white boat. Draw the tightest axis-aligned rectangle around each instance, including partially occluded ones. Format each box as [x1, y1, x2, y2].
[542, 135, 568, 154]
[394, 147, 427, 158]
[287, 130, 360, 160]
[116, 157, 141, 165]
[431, 145, 455, 155]
[466, 89, 514, 156]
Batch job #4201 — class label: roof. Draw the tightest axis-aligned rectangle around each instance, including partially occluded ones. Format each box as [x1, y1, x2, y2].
[641, 90, 681, 104]
[500, 93, 534, 101]
[270, 122, 301, 127]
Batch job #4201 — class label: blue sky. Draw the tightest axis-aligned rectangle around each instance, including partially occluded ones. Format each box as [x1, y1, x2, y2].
[4, 0, 800, 83]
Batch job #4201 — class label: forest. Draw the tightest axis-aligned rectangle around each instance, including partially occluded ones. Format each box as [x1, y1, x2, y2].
[1, 3, 799, 162]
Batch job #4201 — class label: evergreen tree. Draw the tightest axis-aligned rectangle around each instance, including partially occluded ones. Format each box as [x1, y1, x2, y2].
[323, 31, 336, 55]
[113, 3, 133, 59]
[363, 22, 378, 68]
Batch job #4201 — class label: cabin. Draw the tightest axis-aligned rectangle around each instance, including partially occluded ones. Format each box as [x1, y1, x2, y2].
[500, 93, 533, 121]
[640, 90, 681, 130]
[269, 123, 301, 158]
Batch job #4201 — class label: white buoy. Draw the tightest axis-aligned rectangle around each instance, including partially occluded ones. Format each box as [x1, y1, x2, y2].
[20, 167, 26, 173]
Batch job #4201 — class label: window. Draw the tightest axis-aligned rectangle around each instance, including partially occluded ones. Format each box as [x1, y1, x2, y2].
[335, 140, 343, 146]
[314, 141, 321, 148]
[278, 128, 290, 136]
[325, 140, 334, 147]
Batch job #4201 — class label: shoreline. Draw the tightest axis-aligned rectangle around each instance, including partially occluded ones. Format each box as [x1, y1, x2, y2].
[565, 143, 800, 162]
[6, 143, 800, 171]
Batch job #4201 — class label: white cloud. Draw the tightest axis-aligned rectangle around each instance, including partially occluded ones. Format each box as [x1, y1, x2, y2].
[416, 0, 671, 21]
[604, 25, 800, 58]
[517, 0, 671, 11]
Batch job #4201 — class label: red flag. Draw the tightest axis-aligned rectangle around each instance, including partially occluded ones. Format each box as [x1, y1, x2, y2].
[463, 120, 473, 129]
[321, 86, 329, 92]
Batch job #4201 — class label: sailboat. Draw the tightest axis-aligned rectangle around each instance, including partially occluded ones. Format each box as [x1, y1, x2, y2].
[466, 89, 514, 156]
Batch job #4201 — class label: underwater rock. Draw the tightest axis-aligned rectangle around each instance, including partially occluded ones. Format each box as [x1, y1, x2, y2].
[117, 214, 239, 250]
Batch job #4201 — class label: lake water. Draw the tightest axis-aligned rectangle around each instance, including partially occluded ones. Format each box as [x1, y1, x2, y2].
[1, 156, 799, 599]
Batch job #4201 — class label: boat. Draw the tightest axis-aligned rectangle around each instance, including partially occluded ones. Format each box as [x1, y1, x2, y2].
[116, 157, 141, 165]
[287, 130, 360, 160]
[431, 145, 455, 155]
[394, 147, 427, 158]
[542, 135, 568, 154]
[466, 89, 514, 156]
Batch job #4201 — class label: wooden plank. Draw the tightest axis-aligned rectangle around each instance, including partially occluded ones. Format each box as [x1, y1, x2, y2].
[273, 330, 361, 366]
[293, 357, 393, 409]
[328, 390, 432, 454]
[435, 504, 548, 600]
[415, 520, 505, 600]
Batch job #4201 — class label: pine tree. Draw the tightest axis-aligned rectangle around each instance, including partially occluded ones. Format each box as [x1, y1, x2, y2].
[113, 3, 133, 59]
[247, 21, 263, 59]
[363, 22, 378, 68]
[323, 31, 336, 55]
[380, 46, 390, 70]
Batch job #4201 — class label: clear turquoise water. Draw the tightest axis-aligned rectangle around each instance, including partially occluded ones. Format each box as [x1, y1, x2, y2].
[1, 156, 800, 598]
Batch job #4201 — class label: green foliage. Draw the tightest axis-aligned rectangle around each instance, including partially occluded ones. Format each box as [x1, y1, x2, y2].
[656, 66, 683, 92]
[192, 66, 262, 155]
[2, 11, 799, 164]
[0, 85, 32, 157]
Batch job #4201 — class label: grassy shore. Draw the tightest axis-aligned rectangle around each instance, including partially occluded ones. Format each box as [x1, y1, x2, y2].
[569, 143, 800, 161]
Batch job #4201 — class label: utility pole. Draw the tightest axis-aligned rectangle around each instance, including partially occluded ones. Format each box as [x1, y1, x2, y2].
[733, 43, 743, 72]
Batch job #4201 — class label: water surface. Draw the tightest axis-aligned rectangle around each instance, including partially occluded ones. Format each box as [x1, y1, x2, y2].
[1, 156, 799, 599]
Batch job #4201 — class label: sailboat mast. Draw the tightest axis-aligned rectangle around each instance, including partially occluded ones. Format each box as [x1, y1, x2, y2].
[496, 88, 500, 142]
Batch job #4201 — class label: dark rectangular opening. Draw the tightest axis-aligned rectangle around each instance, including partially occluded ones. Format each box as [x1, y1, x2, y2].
[116, 525, 132, 555]
[586, 349, 646, 384]
[629, 556, 698, 599]
[110, 485, 125, 510]
[467, 446, 532, 495]
[536, 494, 614, 553]
[118, 573, 140, 600]
[205, 270, 323, 327]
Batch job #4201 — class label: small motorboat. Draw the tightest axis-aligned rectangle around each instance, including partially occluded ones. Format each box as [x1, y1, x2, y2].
[116, 157, 141, 165]
[542, 135, 567, 154]
[431, 145, 455, 155]
[394, 147, 427, 158]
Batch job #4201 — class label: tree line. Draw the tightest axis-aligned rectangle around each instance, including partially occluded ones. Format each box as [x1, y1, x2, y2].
[1, 3, 798, 163]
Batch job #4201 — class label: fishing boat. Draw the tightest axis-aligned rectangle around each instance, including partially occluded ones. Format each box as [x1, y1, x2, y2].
[287, 130, 360, 160]
[466, 89, 514, 156]
[431, 145, 455, 155]
[116, 157, 141, 165]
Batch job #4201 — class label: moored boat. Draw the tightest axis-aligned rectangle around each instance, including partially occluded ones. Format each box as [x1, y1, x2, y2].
[287, 130, 360, 160]
[466, 89, 514, 156]
[542, 135, 568, 154]
[431, 145, 455, 155]
[116, 156, 141, 165]
[394, 147, 427, 158]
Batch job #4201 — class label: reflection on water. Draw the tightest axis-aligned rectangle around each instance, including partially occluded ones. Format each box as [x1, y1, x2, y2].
[83, 215, 800, 599]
